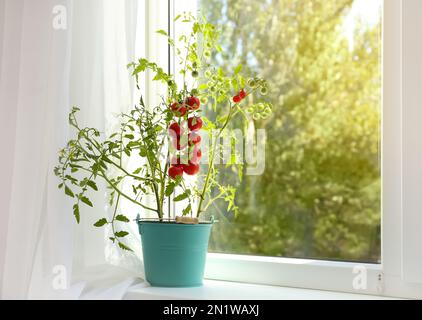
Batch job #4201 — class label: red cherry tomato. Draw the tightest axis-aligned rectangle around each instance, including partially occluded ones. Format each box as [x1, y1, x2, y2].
[168, 122, 183, 137]
[188, 132, 201, 146]
[239, 89, 247, 100]
[170, 102, 187, 117]
[182, 162, 200, 175]
[186, 96, 200, 111]
[188, 117, 203, 131]
[189, 147, 202, 165]
[168, 166, 183, 179]
[233, 95, 241, 103]
[170, 102, 178, 111]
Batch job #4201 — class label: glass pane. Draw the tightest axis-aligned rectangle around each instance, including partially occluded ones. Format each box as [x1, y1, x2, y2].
[196, 0, 382, 263]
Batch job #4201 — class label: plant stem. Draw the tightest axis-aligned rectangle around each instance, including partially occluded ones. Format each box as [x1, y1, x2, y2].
[203, 188, 225, 212]
[160, 150, 170, 217]
[141, 129, 162, 219]
[196, 105, 235, 217]
[196, 138, 215, 218]
[180, 178, 193, 217]
[111, 194, 121, 238]
[182, 33, 194, 100]
[99, 168, 157, 213]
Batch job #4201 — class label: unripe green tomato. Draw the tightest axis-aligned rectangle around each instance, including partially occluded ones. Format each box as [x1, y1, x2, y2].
[253, 113, 261, 121]
[257, 103, 265, 112]
[247, 78, 257, 89]
[247, 107, 255, 114]
[260, 87, 269, 96]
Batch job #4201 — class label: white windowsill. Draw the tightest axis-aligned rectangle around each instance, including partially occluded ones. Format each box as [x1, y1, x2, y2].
[124, 280, 398, 300]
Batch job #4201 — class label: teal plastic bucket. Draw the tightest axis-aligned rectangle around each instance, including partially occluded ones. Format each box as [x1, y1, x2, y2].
[137, 220, 213, 287]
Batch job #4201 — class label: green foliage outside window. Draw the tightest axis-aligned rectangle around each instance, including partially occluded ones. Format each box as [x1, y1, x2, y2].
[199, 0, 382, 262]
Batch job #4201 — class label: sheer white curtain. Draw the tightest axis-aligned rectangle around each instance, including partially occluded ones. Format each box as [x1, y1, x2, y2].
[0, 0, 142, 299]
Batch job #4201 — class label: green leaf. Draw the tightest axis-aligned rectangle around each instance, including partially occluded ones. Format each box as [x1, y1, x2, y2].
[94, 218, 108, 227]
[124, 134, 134, 140]
[126, 141, 138, 149]
[139, 147, 147, 157]
[109, 237, 116, 243]
[165, 183, 175, 197]
[182, 204, 192, 216]
[156, 29, 168, 36]
[58, 183, 64, 189]
[198, 83, 208, 90]
[109, 191, 115, 206]
[86, 180, 98, 191]
[234, 64, 243, 74]
[115, 231, 129, 238]
[175, 175, 183, 185]
[217, 115, 229, 124]
[65, 175, 78, 184]
[217, 94, 227, 103]
[73, 204, 80, 224]
[133, 167, 142, 174]
[174, 192, 189, 202]
[102, 156, 113, 164]
[65, 186, 74, 198]
[118, 242, 133, 252]
[239, 75, 246, 88]
[80, 196, 93, 207]
[174, 14, 181, 22]
[99, 161, 108, 170]
[115, 215, 130, 223]
[231, 78, 238, 91]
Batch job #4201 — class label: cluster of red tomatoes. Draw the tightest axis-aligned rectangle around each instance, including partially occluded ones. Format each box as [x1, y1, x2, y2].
[233, 89, 247, 103]
[168, 96, 203, 180]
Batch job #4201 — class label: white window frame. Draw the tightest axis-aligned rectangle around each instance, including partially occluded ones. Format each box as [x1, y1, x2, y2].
[147, 0, 422, 299]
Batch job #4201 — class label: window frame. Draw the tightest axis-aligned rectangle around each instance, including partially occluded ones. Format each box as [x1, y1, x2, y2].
[154, 0, 422, 299]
